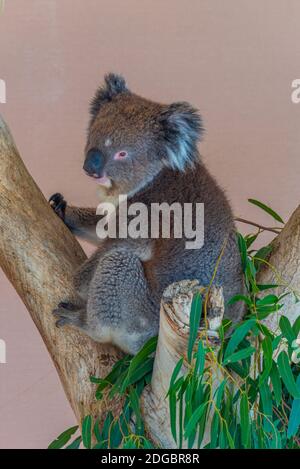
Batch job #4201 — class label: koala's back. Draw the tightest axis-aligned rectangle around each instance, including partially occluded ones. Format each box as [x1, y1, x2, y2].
[132, 162, 244, 322]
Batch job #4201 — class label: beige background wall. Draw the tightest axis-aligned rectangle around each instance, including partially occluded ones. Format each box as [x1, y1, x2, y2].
[0, 0, 299, 448]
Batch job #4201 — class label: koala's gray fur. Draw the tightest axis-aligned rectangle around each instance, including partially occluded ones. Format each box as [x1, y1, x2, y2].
[50, 73, 244, 355]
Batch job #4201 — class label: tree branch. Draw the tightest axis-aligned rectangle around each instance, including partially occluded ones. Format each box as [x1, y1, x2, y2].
[0, 114, 123, 424]
[142, 280, 224, 448]
[235, 217, 282, 234]
[257, 204, 300, 331]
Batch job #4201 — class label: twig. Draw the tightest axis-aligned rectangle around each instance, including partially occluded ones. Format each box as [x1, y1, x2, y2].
[234, 217, 282, 234]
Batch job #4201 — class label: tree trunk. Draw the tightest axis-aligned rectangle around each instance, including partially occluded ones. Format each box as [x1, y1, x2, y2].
[257, 205, 300, 332]
[142, 280, 225, 448]
[0, 115, 123, 424]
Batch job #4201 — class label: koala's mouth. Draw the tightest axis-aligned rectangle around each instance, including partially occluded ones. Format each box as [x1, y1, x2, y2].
[95, 175, 112, 189]
[86, 172, 112, 189]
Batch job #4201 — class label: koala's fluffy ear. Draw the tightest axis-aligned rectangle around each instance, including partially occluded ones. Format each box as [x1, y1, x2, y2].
[90, 73, 129, 119]
[159, 102, 203, 171]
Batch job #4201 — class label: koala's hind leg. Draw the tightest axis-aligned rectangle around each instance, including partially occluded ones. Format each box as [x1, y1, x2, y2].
[85, 248, 160, 355]
[73, 249, 103, 301]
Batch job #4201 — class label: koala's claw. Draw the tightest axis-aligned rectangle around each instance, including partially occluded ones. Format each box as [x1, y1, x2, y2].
[57, 301, 79, 311]
[53, 302, 84, 329]
[55, 318, 68, 328]
[49, 193, 67, 221]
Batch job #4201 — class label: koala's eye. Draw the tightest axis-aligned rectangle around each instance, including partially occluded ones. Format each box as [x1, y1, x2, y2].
[114, 150, 128, 160]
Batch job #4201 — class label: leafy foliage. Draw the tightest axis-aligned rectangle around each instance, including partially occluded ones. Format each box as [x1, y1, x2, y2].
[49, 200, 299, 449]
[165, 220, 299, 448]
[48, 337, 157, 449]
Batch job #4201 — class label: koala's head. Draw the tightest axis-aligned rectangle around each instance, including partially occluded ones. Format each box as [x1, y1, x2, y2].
[84, 73, 203, 199]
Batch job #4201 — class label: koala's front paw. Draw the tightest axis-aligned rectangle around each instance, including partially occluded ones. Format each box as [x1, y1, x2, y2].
[49, 193, 67, 221]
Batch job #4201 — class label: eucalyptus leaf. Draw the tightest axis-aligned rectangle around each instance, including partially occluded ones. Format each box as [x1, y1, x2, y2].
[224, 319, 256, 360]
[279, 316, 296, 344]
[187, 291, 202, 363]
[223, 346, 256, 366]
[48, 425, 79, 449]
[248, 199, 284, 224]
[287, 375, 300, 438]
[277, 351, 300, 398]
[82, 415, 92, 449]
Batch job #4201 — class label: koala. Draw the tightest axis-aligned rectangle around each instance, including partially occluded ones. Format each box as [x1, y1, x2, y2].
[50, 73, 244, 355]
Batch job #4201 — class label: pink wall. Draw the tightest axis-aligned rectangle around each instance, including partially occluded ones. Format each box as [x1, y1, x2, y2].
[0, 0, 299, 448]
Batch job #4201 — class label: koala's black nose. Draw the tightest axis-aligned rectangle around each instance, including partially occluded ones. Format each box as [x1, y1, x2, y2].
[83, 149, 105, 177]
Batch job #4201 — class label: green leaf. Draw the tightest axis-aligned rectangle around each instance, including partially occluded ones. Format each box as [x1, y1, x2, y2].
[287, 375, 300, 438]
[269, 361, 282, 406]
[110, 420, 122, 448]
[256, 322, 274, 340]
[256, 304, 283, 314]
[237, 233, 248, 272]
[93, 417, 102, 443]
[210, 380, 227, 447]
[195, 341, 206, 375]
[224, 319, 256, 360]
[248, 199, 284, 223]
[48, 425, 79, 449]
[279, 316, 296, 344]
[100, 411, 114, 446]
[227, 362, 248, 379]
[172, 376, 185, 394]
[168, 358, 183, 394]
[197, 393, 210, 448]
[247, 377, 259, 405]
[210, 412, 219, 448]
[82, 415, 92, 449]
[129, 387, 143, 435]
[255, 304, 283, 320]
[223, 346, 256, 366]
[292, 315, 300, 336]
[272, 334, 283, 351]
[66, 436, 82, 449]
[227, 294, 252, 307]
[224, 425, 235, 449]
[256, 283, 279, 291]
[169, 391, 177, 443]
[108, 370, 129, 398]
[120, 357, 154, 392]
[216, 379, 227, 407]
[93, 354, 131, 398]
[187, 292, 202, 363]
[118, 399, 132, 438]
[240, 394, 250, 447]
[277, 351, 300, 398]
[184, 401, 209, 439]
[178, 393, 184, 448]
[259, 380, 273, 432]
[245, 233, 259, 249]
[269, 425, 282, 449]
[245, 259, 259, 293]
[253, 246, 273, 270]
[256, 295, 278, 306]
[259, 336, 273, 386]
[122, 337, 157, 390]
